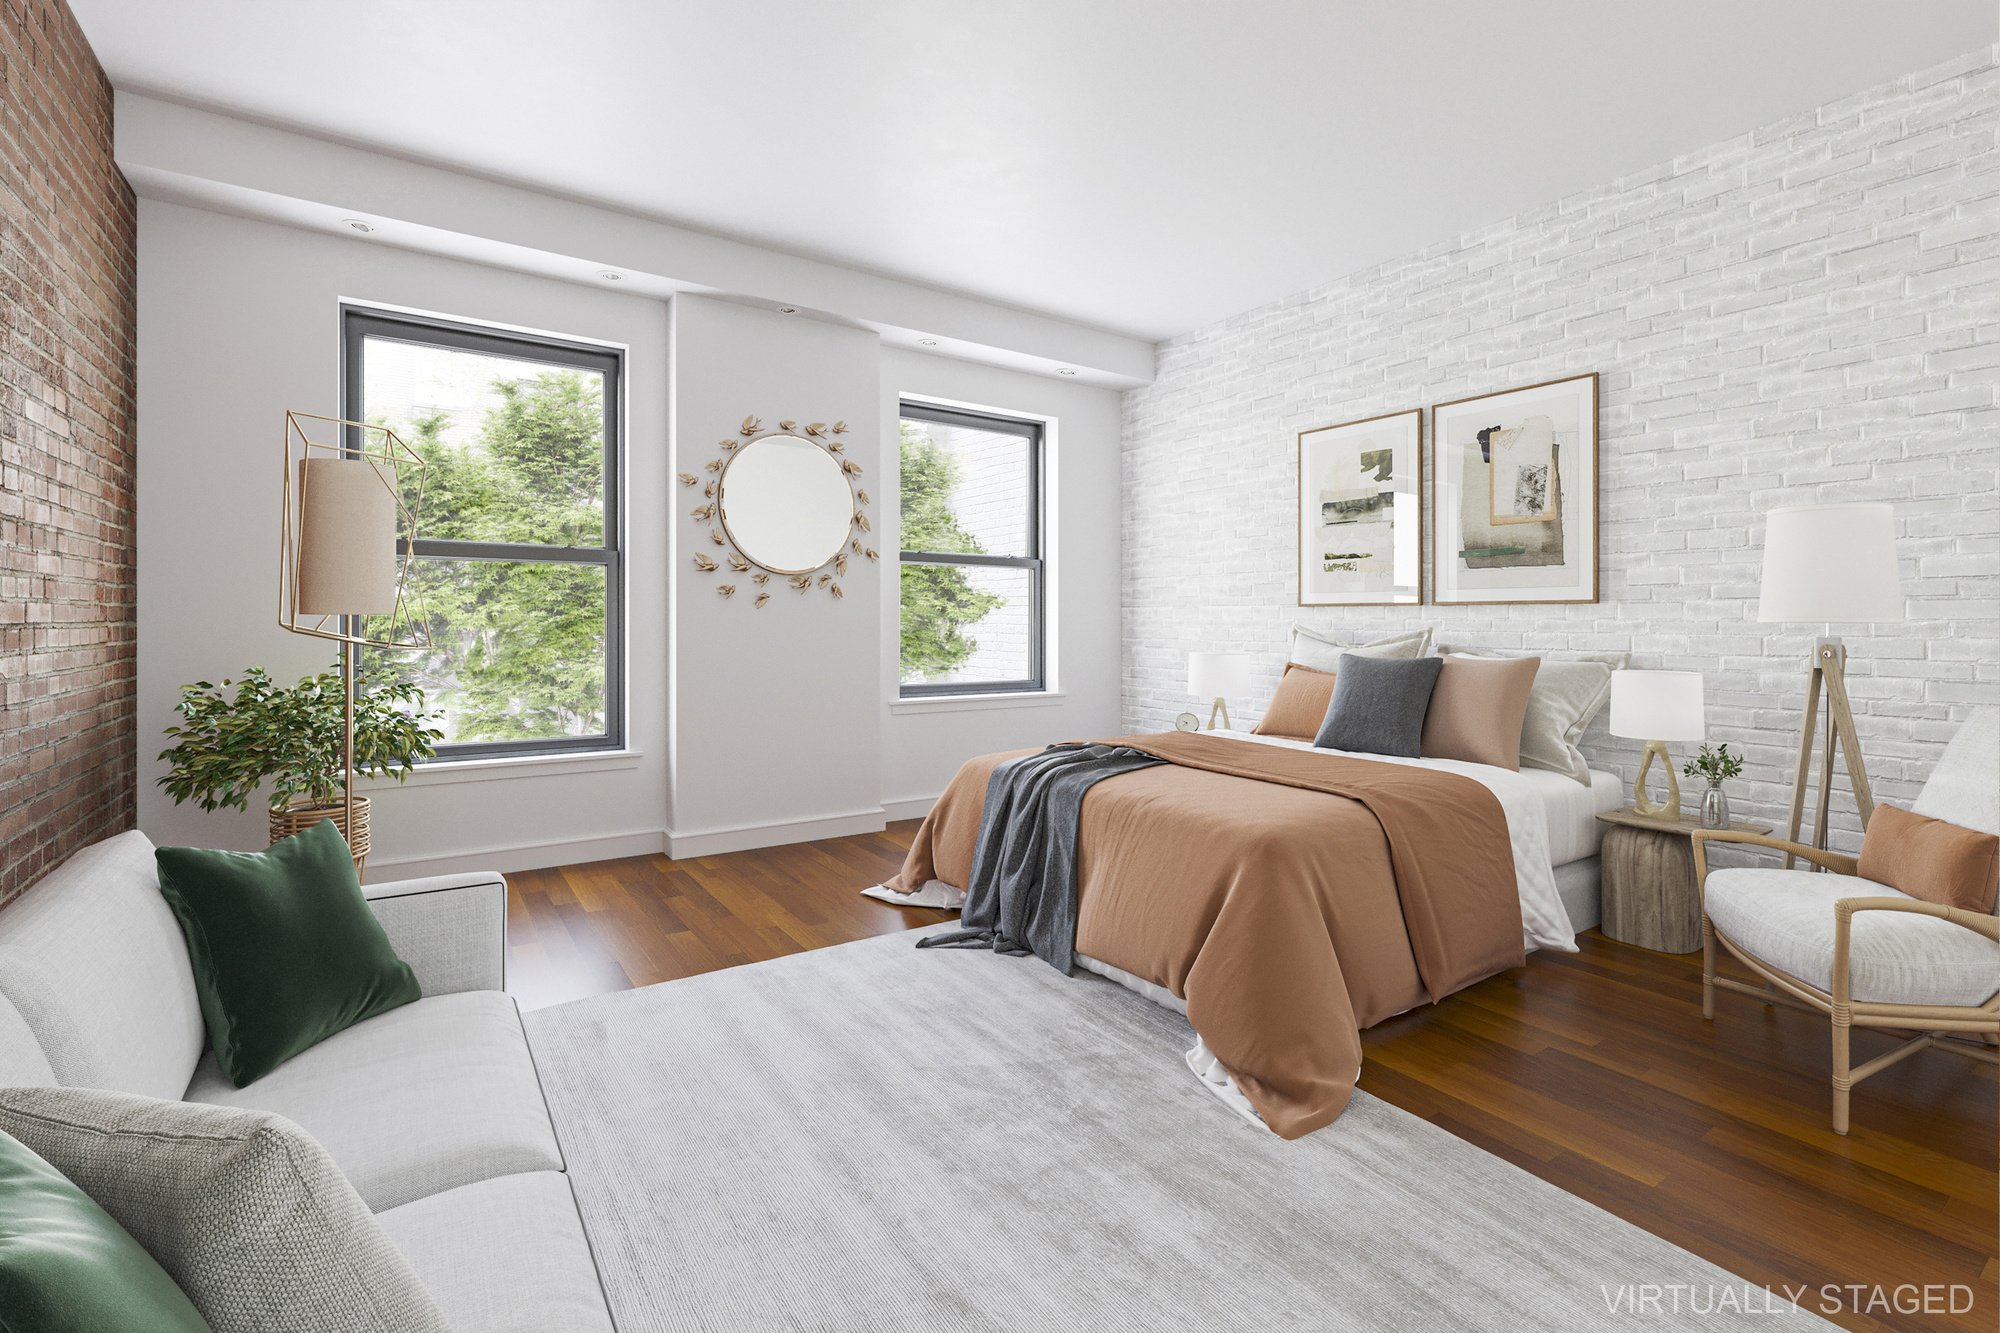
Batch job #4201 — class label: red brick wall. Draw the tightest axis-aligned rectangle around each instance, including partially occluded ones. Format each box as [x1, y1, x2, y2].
[0, 0, 136, 901]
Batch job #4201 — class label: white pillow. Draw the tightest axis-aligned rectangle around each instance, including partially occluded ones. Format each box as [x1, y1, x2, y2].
[0, 1086, 449, 1333]
[1434, 645, 1624, 785]
[1290, 624, 1433, 673]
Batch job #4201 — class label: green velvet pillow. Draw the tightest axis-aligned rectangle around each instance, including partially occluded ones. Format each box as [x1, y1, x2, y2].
[0, 1128, 213, 1332]
[156, 818, 419, 1088]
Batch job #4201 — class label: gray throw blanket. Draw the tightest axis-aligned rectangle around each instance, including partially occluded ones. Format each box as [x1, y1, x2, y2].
[917, 743, 1165, 975]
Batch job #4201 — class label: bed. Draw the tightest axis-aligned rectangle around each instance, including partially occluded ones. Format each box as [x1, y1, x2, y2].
[874, 728, 1623, 1138]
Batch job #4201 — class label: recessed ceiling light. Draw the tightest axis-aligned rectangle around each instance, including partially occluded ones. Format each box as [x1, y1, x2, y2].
[597, 270, 624, 282]
[1057, 367, 1077, 376]
[776, 305, 798, 314]
[342, 219, 374, 234]
[918, 338, 939, 347]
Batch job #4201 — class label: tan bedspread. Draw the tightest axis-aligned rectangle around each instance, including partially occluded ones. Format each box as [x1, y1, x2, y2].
[884, 731, 1524, 1138]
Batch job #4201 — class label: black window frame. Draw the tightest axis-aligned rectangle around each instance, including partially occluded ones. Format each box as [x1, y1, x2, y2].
[897, 400, 1045, 698]
[341, 305, 625, 761]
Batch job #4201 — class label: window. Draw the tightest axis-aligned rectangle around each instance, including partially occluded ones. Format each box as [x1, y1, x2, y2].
[897, 401, 1044, 696]
[343, 307, 622, 759]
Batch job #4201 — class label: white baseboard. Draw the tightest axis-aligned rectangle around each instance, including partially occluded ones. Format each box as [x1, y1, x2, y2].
[666, 807, 887, 860]
[366, 829, 668, 881]
[882, 795, 938, 822]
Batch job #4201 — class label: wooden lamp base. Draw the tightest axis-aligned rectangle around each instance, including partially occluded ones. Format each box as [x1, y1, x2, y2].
[1632, 739, 1681, 821]
[1784, 638, 1877, 870]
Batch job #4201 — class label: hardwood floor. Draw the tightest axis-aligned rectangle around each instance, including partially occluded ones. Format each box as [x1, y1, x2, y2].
[506, 822, 1997, 1333]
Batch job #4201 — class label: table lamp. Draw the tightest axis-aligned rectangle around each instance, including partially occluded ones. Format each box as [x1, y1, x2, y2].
[1609, 670, 1705, 821]
[1187, 651, 1253, 731]
[279, 412, 426, 878]
[1758, 501, 1902, 866]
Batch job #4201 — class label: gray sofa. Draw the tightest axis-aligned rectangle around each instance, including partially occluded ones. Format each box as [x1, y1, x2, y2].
[0, 829, 614, 1332]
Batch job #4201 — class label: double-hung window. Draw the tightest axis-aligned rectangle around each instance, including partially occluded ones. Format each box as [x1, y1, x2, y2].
[343, 306, 623, 759]
[897, 401, 1044, 697]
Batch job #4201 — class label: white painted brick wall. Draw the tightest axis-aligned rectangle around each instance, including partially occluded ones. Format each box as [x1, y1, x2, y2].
[1121, 47, 1998, 857]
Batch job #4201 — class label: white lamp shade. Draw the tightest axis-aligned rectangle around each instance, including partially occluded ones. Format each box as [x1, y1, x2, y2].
[1757, 502, 1903, 624]
[1609, 670, 1705, 742]
[1188, 651, 1254, 699]
[296, 457, 400, 616]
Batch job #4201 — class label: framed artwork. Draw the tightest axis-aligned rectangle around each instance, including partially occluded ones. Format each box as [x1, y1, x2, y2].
[1430, 373, 1598, 605]
[1296, 409, 1422, 606]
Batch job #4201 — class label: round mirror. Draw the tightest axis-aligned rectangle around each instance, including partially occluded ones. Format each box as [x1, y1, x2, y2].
[717, 434, 855, 575]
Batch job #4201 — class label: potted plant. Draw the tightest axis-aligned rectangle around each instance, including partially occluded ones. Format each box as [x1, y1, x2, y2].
[158, 661, 444, 872]
[1681, 742, 1745, 830]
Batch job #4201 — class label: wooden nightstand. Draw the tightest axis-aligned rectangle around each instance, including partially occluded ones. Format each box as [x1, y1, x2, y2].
[1594, 807, 1773, 954]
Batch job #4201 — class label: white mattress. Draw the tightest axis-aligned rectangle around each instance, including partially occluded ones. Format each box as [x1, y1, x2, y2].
[1517, 767, 1624, 867]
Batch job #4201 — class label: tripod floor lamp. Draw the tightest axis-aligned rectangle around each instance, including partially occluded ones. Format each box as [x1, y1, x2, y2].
[278, 411, 426, 879]
[1757, 502, 1904, 869]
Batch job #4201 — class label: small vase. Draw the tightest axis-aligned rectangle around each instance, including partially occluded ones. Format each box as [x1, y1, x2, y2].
[1700, 780, 1730, 831]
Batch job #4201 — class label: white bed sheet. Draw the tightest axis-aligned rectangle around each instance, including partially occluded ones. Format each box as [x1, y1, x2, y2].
[1519, 766, 1625, 867]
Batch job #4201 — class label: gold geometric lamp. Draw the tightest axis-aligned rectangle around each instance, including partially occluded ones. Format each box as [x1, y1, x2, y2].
[278, 411, 426, 877]
[1609, 670, 1704, 821]
[1757, 501, 1903, 867]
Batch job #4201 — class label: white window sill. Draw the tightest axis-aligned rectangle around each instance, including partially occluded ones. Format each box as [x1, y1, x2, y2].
[359, 749, 643, 791]
[889, 691, 1067, 716]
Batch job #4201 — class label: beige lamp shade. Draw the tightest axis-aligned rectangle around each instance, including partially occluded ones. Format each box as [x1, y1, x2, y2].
[1188, 651, 1254, 699]
[1609, 670, 1705, 742]
[1757, 502, 1904, 624]
[296, 457, 400, 616]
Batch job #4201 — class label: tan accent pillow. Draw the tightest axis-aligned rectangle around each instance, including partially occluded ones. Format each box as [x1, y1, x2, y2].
[1252, 662, 1339, 740]
[1858, 805, 1999, 913]
[1289, 624, 1432, 673]
[0, 1086, 450, 1333]
[1421, 655, 1540, 770]
[1433, 647, 1617, 785]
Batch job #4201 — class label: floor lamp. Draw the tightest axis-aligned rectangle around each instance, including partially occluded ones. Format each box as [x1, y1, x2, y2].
[1757, 502, 1903, 869]
[279, 411, 426, 879]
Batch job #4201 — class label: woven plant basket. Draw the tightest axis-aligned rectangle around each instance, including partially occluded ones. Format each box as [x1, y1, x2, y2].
[269, 797, 370, 878]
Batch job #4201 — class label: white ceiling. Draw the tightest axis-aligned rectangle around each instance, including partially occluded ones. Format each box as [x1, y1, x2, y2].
[71, 1, 1995, 342]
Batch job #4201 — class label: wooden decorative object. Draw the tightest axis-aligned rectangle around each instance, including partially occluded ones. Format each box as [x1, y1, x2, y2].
[1596, 807, 1772, 954]
[1691, 828, 2000, 1135]
[1630, 739, 1681, 821]
[1780, 639, 1876, 869]
[270, 796, 371, 879]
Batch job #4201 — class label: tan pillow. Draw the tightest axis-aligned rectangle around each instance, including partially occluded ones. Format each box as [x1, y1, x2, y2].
[1858, 805, 1999, 914]
[1421, 655, 1540, 770]
[1289, 624, 1432, 673]
[0, 1086, 450, 1333]
[1252, 662, 1339, 740]
[1434, 646, 1617, 785]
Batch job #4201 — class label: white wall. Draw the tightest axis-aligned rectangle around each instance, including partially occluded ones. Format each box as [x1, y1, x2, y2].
[667, 296, 885, 855]
[879, 349, 1124, 816]
[1120, 48, 1998, 857]
[135, 199, 670, 874]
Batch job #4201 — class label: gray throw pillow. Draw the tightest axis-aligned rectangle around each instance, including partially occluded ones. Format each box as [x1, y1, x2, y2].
[1314, 653, 1445, 757]
[0, 1087, 450, 1333]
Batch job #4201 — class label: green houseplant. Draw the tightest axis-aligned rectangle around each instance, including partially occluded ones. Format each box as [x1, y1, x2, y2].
[1681, 742, 1745, 831]
[158, 661, 443, 866]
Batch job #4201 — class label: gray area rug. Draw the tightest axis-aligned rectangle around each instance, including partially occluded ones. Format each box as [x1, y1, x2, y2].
[524, 928, 1834, 1331]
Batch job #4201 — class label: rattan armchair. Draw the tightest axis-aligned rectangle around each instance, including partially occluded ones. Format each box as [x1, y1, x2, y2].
[1692, 829, 2000, 1135]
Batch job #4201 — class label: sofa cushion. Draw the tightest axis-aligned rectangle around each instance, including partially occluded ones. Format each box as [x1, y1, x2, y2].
[185, 990, 563, 1211]
[1857, 804, 1999, 913]
[0, 1121, 211, 1333]
[0, 990, 55, 1088]
[378, 1171, 614, 1333]
[1704, 867, 2000, 1007]
[0, 1086, 447, 1333]
[0, 830, 205, 1099]
[1912, 704, 1998, 836]
[156, 819, 421, 1087]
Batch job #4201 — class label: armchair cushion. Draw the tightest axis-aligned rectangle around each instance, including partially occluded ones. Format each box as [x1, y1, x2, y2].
[1858, 805, 1998, 913]
[1704, 867, 2000, 1007]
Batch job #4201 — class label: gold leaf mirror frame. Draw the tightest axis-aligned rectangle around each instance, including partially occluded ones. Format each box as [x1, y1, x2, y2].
[680, 414, 877, 608]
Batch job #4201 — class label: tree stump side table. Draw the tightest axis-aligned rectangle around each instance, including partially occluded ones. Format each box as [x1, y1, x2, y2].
[1594, 807, 1774, 954]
